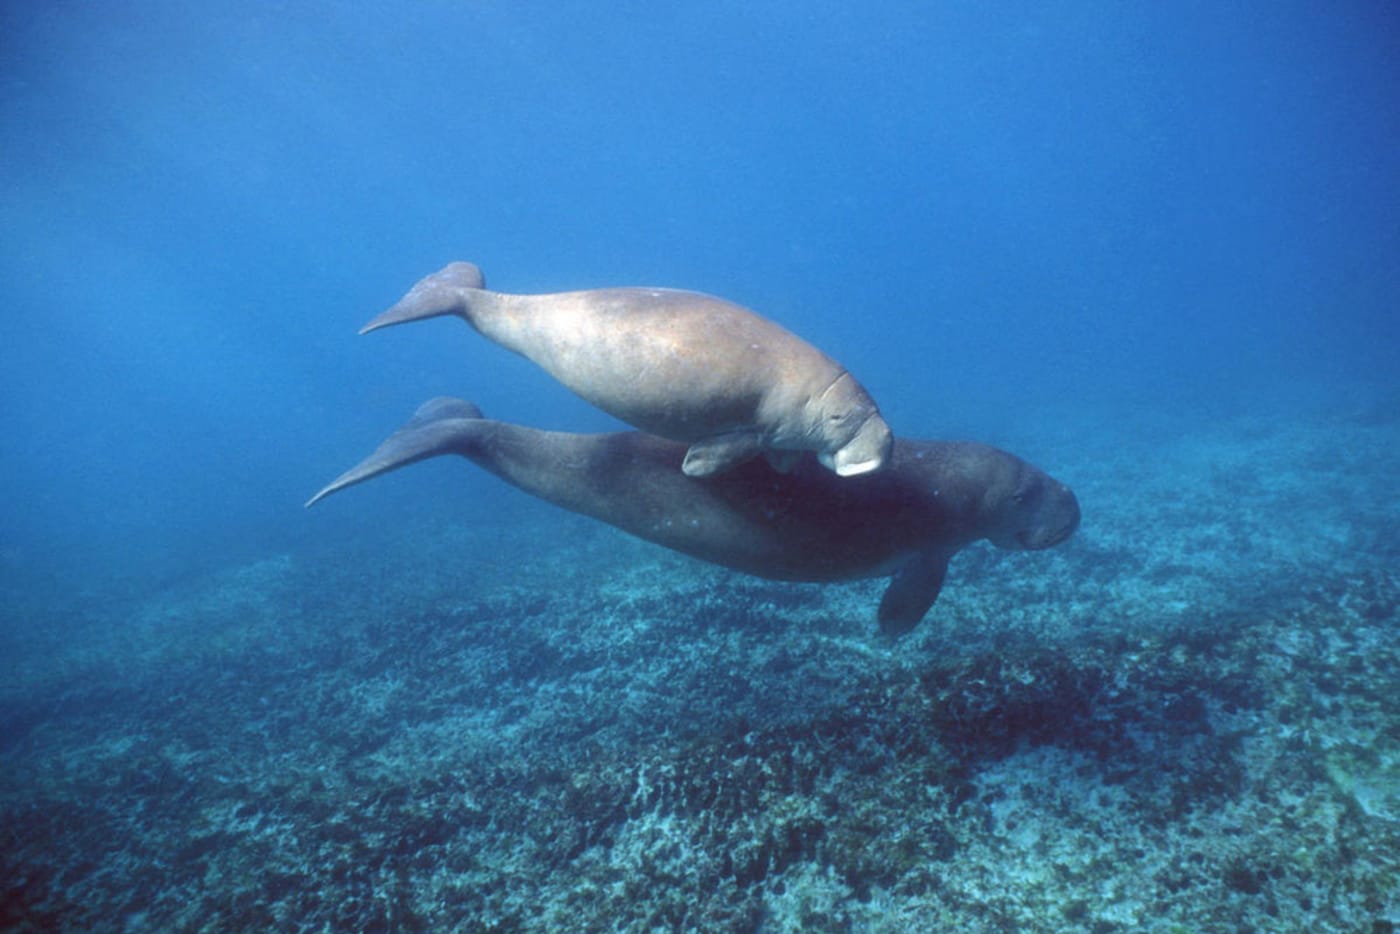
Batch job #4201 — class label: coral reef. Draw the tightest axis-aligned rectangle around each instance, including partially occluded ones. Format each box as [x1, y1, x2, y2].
[2, 408, 1397, 931]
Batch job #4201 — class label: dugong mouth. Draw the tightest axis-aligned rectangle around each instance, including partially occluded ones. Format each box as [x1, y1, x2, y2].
[821, 449, 884, 477]
[822, 413, 894, 477]
[1018, 522, 1077, 550]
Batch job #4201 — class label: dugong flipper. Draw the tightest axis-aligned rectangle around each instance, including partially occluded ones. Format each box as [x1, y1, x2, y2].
[308, 398, 1080, 635]
[357, 262, 893, 478]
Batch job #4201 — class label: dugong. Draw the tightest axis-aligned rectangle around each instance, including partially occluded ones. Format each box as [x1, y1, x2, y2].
[358, 262, 893, 478]
[307, 398, 1080, 636]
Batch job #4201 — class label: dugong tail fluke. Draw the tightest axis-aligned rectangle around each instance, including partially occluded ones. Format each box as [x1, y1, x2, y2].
[359, 262, 486, 335]
[304, 397, 484, 508]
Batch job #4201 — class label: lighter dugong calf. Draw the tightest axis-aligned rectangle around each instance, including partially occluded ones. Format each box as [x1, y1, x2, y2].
[358, 262, 893, 478]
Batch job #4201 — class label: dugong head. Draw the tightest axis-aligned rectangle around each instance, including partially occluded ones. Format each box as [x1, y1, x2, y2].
[977, 450, 1081, 550]
[808, 373, 894, 477]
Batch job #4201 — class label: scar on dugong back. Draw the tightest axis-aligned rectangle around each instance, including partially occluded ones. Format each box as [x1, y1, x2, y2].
[358, 262, 894, 478]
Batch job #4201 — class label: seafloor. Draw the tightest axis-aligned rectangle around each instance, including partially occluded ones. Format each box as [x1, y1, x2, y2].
[3, 401, 1398, 932]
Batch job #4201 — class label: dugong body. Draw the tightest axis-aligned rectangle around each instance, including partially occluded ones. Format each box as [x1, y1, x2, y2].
[307, 399, 1079, 635]
[360, 263, 893, 478]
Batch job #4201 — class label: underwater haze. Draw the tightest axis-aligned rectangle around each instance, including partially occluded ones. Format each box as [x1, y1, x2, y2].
[3, 2, 1399, 930]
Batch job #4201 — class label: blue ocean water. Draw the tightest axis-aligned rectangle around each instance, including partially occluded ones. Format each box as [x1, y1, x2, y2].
[2, 3, 1398, 930]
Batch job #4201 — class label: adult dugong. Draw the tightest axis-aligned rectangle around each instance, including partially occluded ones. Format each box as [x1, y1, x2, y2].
[306, 398, 1080, 636]
[358, 262, 893, 478]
